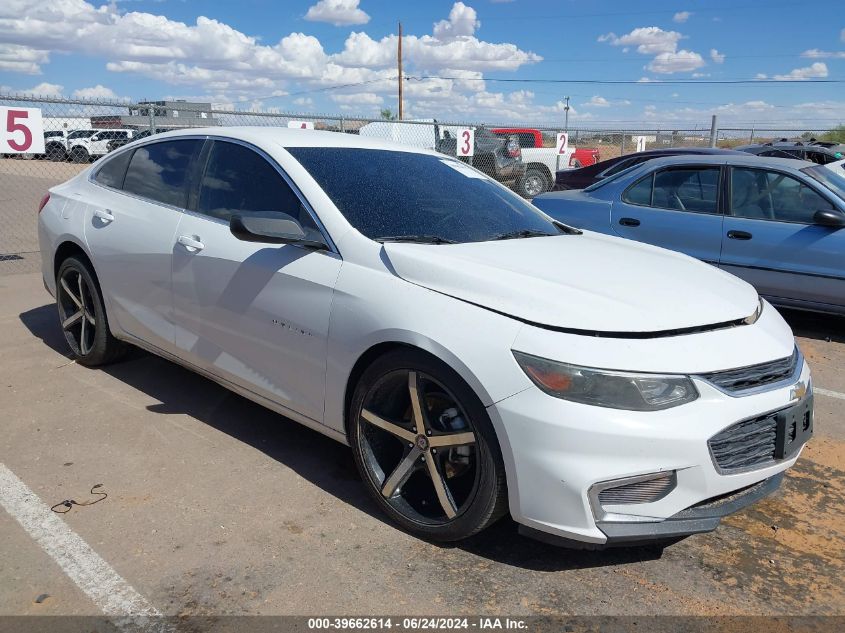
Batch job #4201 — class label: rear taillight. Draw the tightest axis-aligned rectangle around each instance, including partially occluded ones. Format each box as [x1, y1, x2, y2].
[37, 193, 50, 214]
[507, 139, 520, 158]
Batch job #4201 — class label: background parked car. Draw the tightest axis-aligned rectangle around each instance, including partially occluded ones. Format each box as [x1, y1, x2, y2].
[107, 128, 163, 152]
[552, 147, 744, 191]
[42, 130, 71, 162]
[534, 154, 845, 315]
[436, 126, 526, 191]
[68, 129, 138, 163]
[491, 127, 600, 197]
[735, 140, 844, 165]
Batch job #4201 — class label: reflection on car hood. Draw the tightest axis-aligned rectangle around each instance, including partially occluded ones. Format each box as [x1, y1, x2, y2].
[383, 232, 759, 335]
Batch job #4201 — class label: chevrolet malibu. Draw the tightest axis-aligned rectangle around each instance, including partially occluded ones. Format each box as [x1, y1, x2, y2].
[38, 128, 813, 547]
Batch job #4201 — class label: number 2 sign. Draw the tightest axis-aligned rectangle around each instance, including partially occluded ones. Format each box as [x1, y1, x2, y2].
[1, 107, 45, 154]
[457, 128, 474, 157]
[555, 132, 569, 155]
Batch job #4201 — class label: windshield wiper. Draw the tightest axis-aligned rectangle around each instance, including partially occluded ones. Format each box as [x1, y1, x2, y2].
[376, 234, 457, 244]
[492, 229, 556, 241]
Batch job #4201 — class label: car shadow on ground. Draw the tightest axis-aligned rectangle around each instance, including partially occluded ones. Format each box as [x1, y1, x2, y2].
[778, 307, 845, 344]
[21, 302, 705, 571]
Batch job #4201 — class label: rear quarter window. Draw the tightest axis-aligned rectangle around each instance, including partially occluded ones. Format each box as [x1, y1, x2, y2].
[93, 150, 133, 189]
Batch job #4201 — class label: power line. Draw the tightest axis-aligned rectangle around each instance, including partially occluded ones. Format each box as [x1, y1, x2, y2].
[409, 75, 844, 85]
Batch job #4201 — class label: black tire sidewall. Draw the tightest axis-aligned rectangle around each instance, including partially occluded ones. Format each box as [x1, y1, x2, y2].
[521, 168, 548, 197]
[348, 348, 507, 541]
[57, 257, 114, 366]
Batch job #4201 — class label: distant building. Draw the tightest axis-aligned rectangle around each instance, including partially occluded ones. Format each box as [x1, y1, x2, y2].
[90, 100, 219, 130]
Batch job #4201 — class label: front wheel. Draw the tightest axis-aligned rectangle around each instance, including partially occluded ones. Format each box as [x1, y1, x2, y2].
[518, 168, 549, 198]
[70, 147, 89, 163]
[349, 349, 508, 541]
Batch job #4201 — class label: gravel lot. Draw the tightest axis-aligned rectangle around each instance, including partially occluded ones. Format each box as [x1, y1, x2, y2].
[1, 270, 844, 622]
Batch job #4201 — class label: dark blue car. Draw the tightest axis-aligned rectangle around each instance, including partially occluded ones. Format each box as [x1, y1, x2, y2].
[533, 154, 845, 315]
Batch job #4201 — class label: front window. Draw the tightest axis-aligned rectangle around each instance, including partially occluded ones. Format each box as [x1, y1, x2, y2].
[731, 167, 834, 223]
[803, 164, 845, 201]
[286, 147, 561, 243]
[622, 167, 720, 213]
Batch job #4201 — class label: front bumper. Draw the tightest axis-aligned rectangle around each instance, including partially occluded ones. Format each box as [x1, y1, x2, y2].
[489, 358, 811, 546]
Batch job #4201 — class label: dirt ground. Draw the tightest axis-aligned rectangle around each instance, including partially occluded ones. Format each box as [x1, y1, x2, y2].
[1, 271, 844, 624]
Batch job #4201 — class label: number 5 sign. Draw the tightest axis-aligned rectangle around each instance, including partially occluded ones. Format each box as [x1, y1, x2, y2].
[457, 128, 474, 157]
[1, 107, 45, 154]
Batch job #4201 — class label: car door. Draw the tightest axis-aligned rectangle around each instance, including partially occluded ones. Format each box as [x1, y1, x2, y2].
[83, 139, 203, 352]
[610, 164, 725, 264]
[719, 166, 845, 309]
[171, 139, 342, 423]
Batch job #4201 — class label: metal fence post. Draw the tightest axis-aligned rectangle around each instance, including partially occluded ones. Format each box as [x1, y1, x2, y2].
[749, 128, 755, 143]
[148, 103, 155, 132]
[340, 116, 345, 133]
[621, 133, 625, 156]
[709, 115, 718, 148]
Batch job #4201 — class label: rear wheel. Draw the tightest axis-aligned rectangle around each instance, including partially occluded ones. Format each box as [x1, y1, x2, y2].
[46, 143, 67, 162]
[349, 349, 507, 541]
[519, 168, 549, 198]
[70, 146, 89, 163]
[56, 257, 127, 366]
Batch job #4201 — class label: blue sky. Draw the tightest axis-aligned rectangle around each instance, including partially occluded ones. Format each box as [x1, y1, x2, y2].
[1, 0, 843, 128]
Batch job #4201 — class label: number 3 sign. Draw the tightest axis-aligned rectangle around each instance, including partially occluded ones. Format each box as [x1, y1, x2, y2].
[1, 107, 45, 154]
[456, 128, 474, 157]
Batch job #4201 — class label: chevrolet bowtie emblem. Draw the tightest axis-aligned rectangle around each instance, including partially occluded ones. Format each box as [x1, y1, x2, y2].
[790, 381, 808, 401]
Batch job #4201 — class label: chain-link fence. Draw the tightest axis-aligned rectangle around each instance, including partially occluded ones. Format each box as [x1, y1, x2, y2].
[0, 93, 837, 274]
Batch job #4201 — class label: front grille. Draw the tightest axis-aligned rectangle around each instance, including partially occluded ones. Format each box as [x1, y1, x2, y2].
[597, 472, 676, 505]
[708, 413, 777, 473]
[700, 348, 798, 394]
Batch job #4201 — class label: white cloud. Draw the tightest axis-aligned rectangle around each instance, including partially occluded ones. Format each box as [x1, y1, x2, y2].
[673, 12, 691, 23]
[773, 62, 828, 81]
[842, 27, 845, 42]
[599, 27, 684, 55]
[433, 2, 480, 41]
[0, 81, 65, 97]
[330, 92, 383, 105]
[72, 85, 121, 99]
[647, 50, 705, 74]
[293, 97, 314, 106]
[710, 48, 725, 64]
[0, 44, 49, 74]
[583, 95, 610, 107]
[304, 0, 370, 26]
[801, 49, 845, 59]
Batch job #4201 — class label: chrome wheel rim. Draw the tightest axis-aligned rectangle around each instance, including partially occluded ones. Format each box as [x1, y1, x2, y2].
[57, 268, 96, 356]
[357, 370, 480, 525]
[524, 174, 544, 197]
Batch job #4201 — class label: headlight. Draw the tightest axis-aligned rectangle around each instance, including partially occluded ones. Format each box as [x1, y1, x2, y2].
[513, 351, 699, 411]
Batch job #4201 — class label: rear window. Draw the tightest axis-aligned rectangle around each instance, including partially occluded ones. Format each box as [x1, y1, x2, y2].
[122, 140, 201, 208]
[93, 150, 132, 189]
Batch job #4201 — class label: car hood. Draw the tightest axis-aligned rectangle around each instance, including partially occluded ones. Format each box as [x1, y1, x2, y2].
[383, 232, 759, 334]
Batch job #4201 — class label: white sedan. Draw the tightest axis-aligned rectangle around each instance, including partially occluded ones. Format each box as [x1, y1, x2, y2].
[37, 128, 812, 546]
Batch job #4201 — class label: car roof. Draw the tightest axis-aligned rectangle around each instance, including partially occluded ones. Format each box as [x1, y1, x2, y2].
[637, 147, 744, 156]
[624, 153, 813, 171]
[141, 126, 441, 155]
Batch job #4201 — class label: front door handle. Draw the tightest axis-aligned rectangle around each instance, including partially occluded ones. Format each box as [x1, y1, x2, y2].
[93, 208, 114, 223]
[619, 217, 640, 227]
[177, 235, 205, 252]
[727, 230, 752, 241]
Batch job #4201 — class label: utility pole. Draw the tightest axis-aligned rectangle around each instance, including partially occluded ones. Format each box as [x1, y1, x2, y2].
[563, 96, 570, 132]
[397, 21, 403, 121]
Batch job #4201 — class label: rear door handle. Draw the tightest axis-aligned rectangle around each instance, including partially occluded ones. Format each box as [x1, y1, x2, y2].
[727, 230, 752, 240]
[93, 208, 114, 223]
[619, 217, 640, 227]
[177, 235, 205, 252]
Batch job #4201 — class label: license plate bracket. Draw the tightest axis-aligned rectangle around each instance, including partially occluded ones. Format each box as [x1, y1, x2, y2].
[775, 394, 813, 459]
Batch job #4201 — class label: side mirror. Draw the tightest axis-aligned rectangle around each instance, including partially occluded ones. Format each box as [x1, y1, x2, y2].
[229, 212, 328, 249]
[813, 209, 845, 228]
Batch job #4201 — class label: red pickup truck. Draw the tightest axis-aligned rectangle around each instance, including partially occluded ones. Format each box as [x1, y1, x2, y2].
[492, 128, 600, 197]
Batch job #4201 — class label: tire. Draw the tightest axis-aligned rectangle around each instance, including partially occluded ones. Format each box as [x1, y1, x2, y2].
[70, 146, 89, 164]
[56, 257, 128, 366]
[349, 348, 508, 541]
[46, 144, 67, 162]
[518, 168, 549, 198]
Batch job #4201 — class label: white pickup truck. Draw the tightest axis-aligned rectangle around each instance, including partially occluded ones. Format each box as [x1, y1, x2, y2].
[491, 128, 599, 197]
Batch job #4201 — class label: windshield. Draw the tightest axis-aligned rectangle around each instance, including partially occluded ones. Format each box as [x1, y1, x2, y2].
[803, 164, 845, 202]
[68, 130, 95, 139]
[286, 147, 560, 243]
